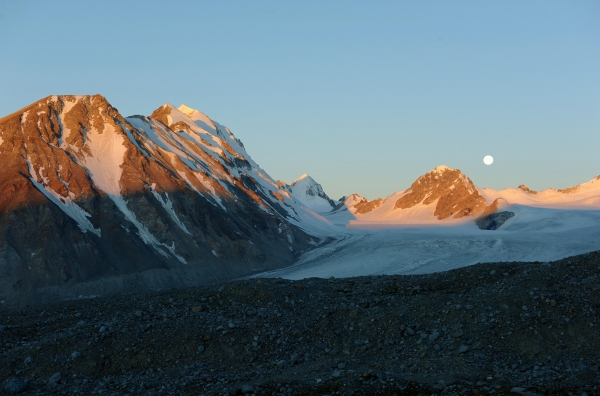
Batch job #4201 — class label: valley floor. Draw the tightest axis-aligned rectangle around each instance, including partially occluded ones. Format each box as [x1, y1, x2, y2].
[1, 251, 600, 395]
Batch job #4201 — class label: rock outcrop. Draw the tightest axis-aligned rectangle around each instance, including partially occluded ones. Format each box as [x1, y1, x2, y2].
[475, 211, 515, 230]
[394, 165, 489, 220]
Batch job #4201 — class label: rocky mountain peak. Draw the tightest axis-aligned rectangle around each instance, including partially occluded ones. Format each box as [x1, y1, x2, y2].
[394, 165, 488, 220]
[517, 184, 537, 194]
[281, 174, 337, 213]
[0, 94, 318, 305]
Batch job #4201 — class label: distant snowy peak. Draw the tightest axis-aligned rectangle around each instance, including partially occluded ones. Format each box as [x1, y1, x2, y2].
[481, 173, 600, 209]
[342, 193, 368, 207]
[337, 194, 384, 214]
[518, 185, 537, 194]
[392, 165, 489, 220]
[331, 193, 367, 212]
[282, 174, 337, 213]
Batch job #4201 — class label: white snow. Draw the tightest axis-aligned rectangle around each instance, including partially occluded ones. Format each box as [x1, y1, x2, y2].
[178, 104, 218, 134]
[432, 164, 452, 173]
[78, 121, 127, 196]
[480, 180, 600, 210]
[287, 174, 336, 213]
[257, 205, 600, 280]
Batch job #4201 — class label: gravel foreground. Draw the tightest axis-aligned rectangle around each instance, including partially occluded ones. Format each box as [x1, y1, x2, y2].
[1, 251, 599, 395]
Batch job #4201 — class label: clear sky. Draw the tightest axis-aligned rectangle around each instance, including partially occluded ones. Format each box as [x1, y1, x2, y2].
[1, 1, 598, 200]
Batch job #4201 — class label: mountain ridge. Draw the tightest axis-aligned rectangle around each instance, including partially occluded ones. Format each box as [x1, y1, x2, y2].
[0, 94, 324, 306]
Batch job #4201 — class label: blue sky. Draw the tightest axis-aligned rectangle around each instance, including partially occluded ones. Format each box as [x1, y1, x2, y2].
[1, 1, 598, 200]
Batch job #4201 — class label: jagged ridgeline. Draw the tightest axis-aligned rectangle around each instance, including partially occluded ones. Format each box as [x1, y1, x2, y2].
[0, 95, 325, 306]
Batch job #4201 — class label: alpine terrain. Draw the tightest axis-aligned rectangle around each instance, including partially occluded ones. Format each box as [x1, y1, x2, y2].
[0, 95, 331, 306]
[0, 95, 599, 395]
[1, 95, 599, 307]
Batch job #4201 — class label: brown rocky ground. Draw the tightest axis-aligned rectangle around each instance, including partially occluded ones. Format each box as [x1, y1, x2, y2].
[1, 251, 600, 395]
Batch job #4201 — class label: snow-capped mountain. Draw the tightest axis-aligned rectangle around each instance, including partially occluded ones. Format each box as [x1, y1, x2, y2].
[327, 165, 600, 226]
[329, 165, 491, 224]
[0, 95, 330, 305]
[279, 174, 337, 213]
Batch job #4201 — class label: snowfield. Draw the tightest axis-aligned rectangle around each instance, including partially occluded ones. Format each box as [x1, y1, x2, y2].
[256, 204, 600, 279]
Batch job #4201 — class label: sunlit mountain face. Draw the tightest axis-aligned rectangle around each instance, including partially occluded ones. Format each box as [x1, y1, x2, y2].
[0, 95, 330, 305]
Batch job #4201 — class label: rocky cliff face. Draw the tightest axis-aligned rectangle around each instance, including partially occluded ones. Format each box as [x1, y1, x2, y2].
[393, 165, 489, 220]
[0, 95, 316, 305]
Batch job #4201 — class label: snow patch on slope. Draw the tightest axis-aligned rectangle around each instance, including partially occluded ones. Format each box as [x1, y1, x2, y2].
[110, 194, 187, 263]
[25, 156, 100, 236]
[149, 183, 191, 235]
[78, 121, 127, 196]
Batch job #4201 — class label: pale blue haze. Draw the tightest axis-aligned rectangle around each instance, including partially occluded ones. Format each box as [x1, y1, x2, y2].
[1, 1, 598, 199]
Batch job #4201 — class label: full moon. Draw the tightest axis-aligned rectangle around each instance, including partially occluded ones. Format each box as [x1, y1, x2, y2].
[483, 155, 494, 165]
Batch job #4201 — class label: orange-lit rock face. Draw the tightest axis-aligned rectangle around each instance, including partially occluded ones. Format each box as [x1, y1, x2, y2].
[354, 198, 383, 214]
[518, 185, 537, 195]
[476, 198, 506, 220]
[557, 186, 579, 194]
[0, 96, 104, 213]
[394, 167, 488, 220]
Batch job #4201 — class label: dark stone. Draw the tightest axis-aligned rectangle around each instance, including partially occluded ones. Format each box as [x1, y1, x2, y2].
[3, 377, 27, 394]
[475, 211, 515, 230]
